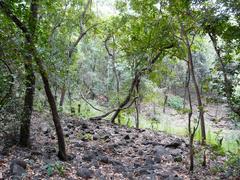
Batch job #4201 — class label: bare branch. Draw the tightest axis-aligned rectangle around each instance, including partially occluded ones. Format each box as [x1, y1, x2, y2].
[89, 96, 139, 121]
[79, 92, 105, 112]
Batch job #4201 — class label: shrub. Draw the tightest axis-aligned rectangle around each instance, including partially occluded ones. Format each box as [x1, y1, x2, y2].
[167, 95, 184, 110]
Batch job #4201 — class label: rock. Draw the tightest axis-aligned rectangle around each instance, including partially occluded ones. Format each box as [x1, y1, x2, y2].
[154, 156, 161, 163]
[174, 155, 182, 162]
[144, 156, 154, 166]
[142, 141, 159, 146]
[93, 134, 100, 140]
[138, 150, 144, 156]
[82, 151, 96, 162]
[41, 123, 50, 134]
[134, 163, 141, 168]
[98, 155, 109, 164]
[169, 149, 182, 156]
[154, 145, 167, 156]
[165, 139, 182, 148]
[137, 167, 151, 175]
[124, 134, 130, 140]
[0, 153, 4, 160]
[67, 123, 74, 129]
[81, 123, 88, 129]
[164, 174, 183, 180]
[73, 141, 82, 147]
[76, 168, 94, 178]
[10, 159, 27, 176]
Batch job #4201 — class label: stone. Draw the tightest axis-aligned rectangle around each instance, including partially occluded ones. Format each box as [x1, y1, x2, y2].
[41, 123, 50, 134]
[153, 145, 167, 156]
[76, 168, 94, 178]
[82, 151, 96, 162]
[169, 149, 182, 156]
[93, 134, 100, 140]
[67, 123, 74, 129]
[164, 174, 183, 180]
[98, 156, 109, 164]
[165, 139, 182, 148]
[174, 156, 182, 162]
[124, 134, 130, 140]
[10, 159, 27, 176]
[81, 123, 88, 129]
[138, 150, 144, 156]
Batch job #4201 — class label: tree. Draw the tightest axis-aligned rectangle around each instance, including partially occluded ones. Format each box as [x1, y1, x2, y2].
[0, 0, 67, 160]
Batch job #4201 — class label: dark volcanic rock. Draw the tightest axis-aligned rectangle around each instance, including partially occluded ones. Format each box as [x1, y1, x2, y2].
[76, 167, 94, 178]
[165, 139, 182, 148]
[10, 159, 27, 177]
[81, 123, 88, 129]
[124, 134, 130, 140]
[82, 151, 96, 162]
[97, 155, 109, 164]
[154, 145, 167, 156]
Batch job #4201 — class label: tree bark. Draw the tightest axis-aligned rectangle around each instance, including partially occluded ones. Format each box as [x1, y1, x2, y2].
[185, 33, 206, 145]
[19, 0, 37, 147]
[34, 55, 67, 160]
[134, 80, 140, 128]
[59, 86, 66, 107]
[19, 40, 35, 147]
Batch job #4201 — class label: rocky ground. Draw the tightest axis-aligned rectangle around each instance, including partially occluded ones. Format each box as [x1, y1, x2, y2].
[0, 112, 239, 179]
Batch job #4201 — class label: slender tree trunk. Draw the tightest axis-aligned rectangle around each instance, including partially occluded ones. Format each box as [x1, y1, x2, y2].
[59, 85, 66, 107]
[186, 61, 195, 171]
[135, 81, 140, 128]
[163, 88, 168, 113]
[183, 70, 188, 108]
[186, 39, 206, 145]
[208, 33, 240, 117]
[111, 73, 140, 123]
[35, 55, 67, 161]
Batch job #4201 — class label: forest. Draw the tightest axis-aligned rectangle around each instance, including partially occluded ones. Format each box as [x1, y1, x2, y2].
[0, 0, 240, 179]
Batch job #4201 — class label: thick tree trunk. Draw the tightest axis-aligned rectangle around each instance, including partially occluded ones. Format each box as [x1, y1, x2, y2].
[19, 0, 38, 147]
[19, 43, 35, 146]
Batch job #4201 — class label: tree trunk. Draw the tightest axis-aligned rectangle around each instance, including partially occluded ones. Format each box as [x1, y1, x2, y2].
[111, 73, 140, 123]
[163, 88, 168, 113]
[35, 55, 67, 161]
[186, 61, 195, 172]
[208, 33, 240, 117]
[19, 40, 35, 146]
[59, 86, 66, 107]
[186, 39, 206, 145]
[135, 81, 140, 129]
[0, 0, 67, 160]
